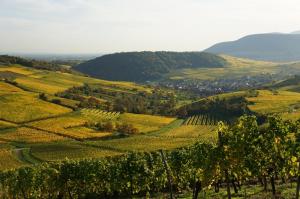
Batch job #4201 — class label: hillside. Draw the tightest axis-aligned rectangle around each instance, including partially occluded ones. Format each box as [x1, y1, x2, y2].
[1, 62, 300, 199]
[0, 62, 210, 170]
[74, 51, 227, 82]
[268, 73, 300, 93]
[205, 33, 300, 62]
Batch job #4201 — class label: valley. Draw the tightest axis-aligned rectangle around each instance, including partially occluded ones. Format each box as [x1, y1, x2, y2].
[1, 52, 300, 198]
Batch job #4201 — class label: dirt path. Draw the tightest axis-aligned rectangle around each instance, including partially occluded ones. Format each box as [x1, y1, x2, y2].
[13, 148, 42, 164]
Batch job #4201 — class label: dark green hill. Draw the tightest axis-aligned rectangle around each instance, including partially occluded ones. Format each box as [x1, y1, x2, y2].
[205, 33, 300, 62]
[74, 51, 227, 82]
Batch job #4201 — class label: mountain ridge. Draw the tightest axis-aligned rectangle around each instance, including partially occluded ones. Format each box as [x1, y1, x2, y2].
[205, 33, 300, 62]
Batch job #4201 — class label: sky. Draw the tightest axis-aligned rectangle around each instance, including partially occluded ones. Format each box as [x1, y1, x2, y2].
[1, 0, 300, 54]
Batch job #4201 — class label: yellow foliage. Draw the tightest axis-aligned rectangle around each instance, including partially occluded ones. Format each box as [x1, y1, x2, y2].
[0, 147, 25, 170]
[0, 127, 68, 143]
[119, 113, 176, 133]
[247, 90, 300, 114]
[0, 92, 71, 123]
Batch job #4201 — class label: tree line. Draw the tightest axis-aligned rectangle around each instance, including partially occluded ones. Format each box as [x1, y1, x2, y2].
[0, 55, 73, 73]
[57, 84, 177, 116]
[0, 115, 299, 199]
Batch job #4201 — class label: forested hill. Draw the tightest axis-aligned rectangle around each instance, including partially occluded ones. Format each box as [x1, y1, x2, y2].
[205, 33, 300, 62]
[74, 51, 227, 82]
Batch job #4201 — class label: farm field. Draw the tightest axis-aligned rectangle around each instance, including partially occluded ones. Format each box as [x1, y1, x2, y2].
[246, 90, 300, 115]
[0, 120, 17, 129]
[0, 91, 72, 123]
[183, 114, 218, 125]
[118, 113, 176, 133]
[0, 65, 151, 95]
[30, 142, 122, 162]
[0, 127, 68, 143]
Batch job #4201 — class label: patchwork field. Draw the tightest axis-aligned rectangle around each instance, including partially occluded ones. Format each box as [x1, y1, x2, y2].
[1, 63, 272, 170]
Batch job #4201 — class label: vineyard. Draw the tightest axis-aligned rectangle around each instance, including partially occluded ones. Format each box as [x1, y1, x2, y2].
[30, 142, 122, 162]
[0, 115, 299, 199]
[2, 63, 300, 198]
[26, 113, 114, 140]
[0, 92, 72, 123]
[183, 114, 218, 125]
[81, 108, 120, 120]
[0, 127, 68, 143]
[119, 113, 176, 133]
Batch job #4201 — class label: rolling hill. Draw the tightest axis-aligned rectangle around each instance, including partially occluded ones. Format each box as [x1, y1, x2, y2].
[74, 51, 227, 82]
[0, 61, 212, 170]
[205, 33, 300, 62]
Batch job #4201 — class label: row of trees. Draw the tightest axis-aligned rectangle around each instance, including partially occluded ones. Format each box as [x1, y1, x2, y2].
[177, 96, 250, 120]
[0, 115, 299, 198]
[0, 55, 72, 73]
[85, 121, 139, 135]
[57, 84, 178, 116]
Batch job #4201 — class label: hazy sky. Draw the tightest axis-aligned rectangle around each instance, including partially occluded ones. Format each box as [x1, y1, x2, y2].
[1, 0, 300, 54]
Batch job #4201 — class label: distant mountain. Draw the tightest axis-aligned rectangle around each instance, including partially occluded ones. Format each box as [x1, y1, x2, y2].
[74, 51, 227, 82]
[205, 33, 300, 62]
[291, 30, 300, 34]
